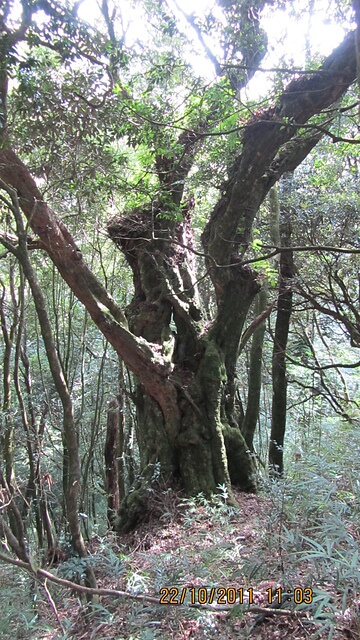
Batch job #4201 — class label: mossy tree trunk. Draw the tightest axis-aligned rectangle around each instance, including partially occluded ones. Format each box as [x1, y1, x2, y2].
[109, 199, 260, 531]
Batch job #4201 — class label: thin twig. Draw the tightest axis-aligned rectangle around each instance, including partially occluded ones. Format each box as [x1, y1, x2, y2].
[43, 578, 65, 633]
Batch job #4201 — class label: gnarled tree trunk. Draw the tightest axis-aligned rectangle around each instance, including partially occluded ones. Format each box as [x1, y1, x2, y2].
[108, 203, 259, 531]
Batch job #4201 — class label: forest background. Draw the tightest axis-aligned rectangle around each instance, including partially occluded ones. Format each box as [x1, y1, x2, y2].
[0, 0, 360, 637]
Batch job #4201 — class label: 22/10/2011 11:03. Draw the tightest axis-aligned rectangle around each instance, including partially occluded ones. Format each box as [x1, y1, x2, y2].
[159, 586, 314, 606]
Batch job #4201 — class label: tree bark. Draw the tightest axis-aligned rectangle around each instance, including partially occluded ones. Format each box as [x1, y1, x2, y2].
[269, 212, 294, 476]
[242, 287, 268, 450]
[105, 399, 121, 528]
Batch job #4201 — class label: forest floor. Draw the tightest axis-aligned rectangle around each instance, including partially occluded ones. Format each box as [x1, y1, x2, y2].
[2, 481, 359, 640]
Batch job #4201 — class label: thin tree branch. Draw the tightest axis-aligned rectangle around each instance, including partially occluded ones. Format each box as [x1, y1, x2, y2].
[242, 245, 360, 265]
[169, 0, 221, 75]
[43, 579, 64, 633]
[0, 550, 308, 617]
[286, 353, 360, 371]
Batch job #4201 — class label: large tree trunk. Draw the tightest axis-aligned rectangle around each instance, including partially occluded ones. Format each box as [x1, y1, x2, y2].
[116, 353, 257, 532]
[108, 206, 259, 532]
